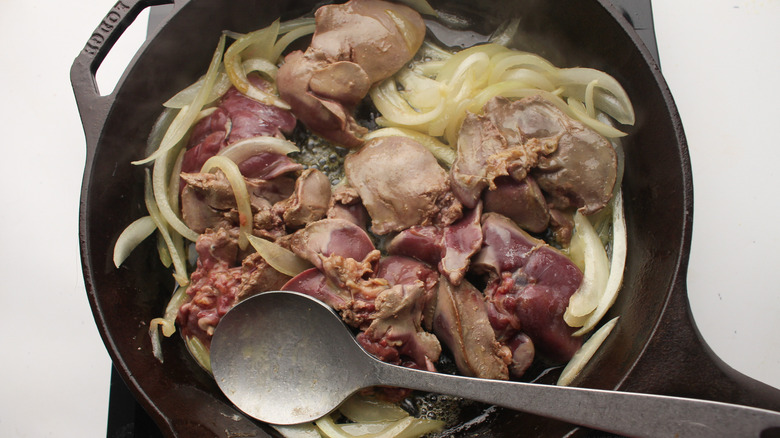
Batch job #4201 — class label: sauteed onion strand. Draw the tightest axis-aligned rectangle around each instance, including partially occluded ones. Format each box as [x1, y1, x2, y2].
[134, 34, 226, 165]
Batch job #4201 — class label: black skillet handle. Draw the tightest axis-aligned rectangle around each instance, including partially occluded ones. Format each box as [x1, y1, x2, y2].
[607, 0, 660, 66]
[70, 0, 175, 158]
[622, 277, 780, 414]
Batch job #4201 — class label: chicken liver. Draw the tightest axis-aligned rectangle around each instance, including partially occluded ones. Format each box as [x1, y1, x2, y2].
[277, 0, 425, 148]
[345, 136, 462, 235]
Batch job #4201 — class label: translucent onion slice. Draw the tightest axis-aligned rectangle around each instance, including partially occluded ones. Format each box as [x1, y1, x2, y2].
[148, 284, 189, 346]
[435, 43, 507, 84]
[201, 156, 253, 249]
[426, 68, 478, 138]
[113, 216, 156, 268]
[370, 77, 445, 127]
[168, 148, 186, 214]
[396, 69, 444, 109]
[496, 68, 556, 92]
[411, 59, 447, 77]
[488, 52, 557, 84]
[446, 51, 491, 91]
[163, 70, 231, 109]
[278, 17, 317, 34]
[242, 57, 278, 81]
[246, 234, 312, 277]
[152, 144, 200, 242]
[156, 231, 172, 268]
[185, 335, 212, 373]
[553, 67, 635, 125]
[564, 211, 610, 321]
[557, 316, 619, 386]
[567, 98, 628, 138]
[364, 127, 456, 167]
[134, 34, 226, 165]
[271, 23, 316, 62]
[315, 414, 443, 438]
[224, 20, 290, 109]
[443, 95, 475, 146]
[340, 422, 396, 435]
[584, 79, 598, 118]
[143, 171, 189, 286]
[339, 395, 409, 423]
[572, 192, 627, 336]
[216, 135, 299, 164]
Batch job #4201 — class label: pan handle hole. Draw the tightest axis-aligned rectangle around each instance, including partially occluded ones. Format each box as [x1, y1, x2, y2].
[95, 7, 151, 96]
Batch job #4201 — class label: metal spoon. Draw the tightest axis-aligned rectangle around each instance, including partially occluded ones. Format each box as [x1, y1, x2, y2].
[210, 291, 780, 437]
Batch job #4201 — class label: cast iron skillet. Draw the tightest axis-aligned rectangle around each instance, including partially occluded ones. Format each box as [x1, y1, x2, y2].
[71, 0, 780, 436]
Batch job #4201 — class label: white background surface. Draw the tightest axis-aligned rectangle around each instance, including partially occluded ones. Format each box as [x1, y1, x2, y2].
[0, 0, 777, 436]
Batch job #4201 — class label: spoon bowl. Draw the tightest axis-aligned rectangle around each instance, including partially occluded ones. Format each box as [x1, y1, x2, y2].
[211, 291, 780, 437]
[210, 291, 371, 424]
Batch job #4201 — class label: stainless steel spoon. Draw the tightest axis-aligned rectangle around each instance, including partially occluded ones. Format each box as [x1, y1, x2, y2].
[210, 291, 780, 437]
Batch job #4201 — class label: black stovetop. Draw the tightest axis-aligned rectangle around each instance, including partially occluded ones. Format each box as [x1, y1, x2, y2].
[105, 1, 658, 436]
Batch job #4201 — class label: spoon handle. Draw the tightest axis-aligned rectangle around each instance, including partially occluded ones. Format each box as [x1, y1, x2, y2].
[373, 362, 780, 437]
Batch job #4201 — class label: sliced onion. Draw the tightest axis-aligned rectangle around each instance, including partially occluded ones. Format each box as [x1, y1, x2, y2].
[163, 70, 231, 109]
[566, 97, 628, 138]
[339, 395, 409, 423]
[201, 156, 253, 249]
[270, 23, 316, 62]
[340, 422, 396, 435]
[584, 79, 598, 118]
[564, 211, 610, 321]
[435, 43, 507, 84]
[224, 20, 290, 109]
[143, 171, 189, 286]
[134, 34, 226, 165]
[184, 335, 212, 373]
[553, 67, 635, 125]
[152, 144, 200, 242]
[370, 77, 445, 127]
[151, 285, 189, 338]
[242, 57, 278, 81]
[445, 51, 491, 91]
[443, 94, 474, 146]
[113, 216, 156, 268]
[246, 234, 312, 277]
[573, 192, 627, 336]
[364, 127, 456, 167]
[488, 51, 557, 84]
[216, 135, 299, 164]
[278, 17, 317, 34]
[396, 69, 445, 109]
[316, 414, 443, 438]
[168, 148, 186, 212]
[557, 316, 619, 386]
[495, 68, 556, 92]
[315, 415, 365, 438]
[156, 231, 172, 268]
